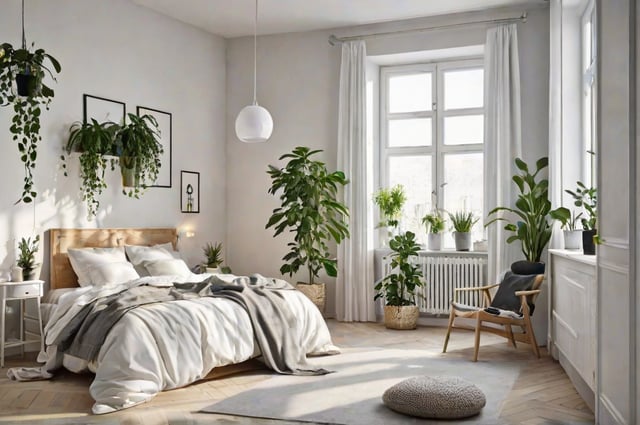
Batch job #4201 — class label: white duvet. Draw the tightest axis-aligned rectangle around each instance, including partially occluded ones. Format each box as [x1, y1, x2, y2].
[39, 274, 339, 414]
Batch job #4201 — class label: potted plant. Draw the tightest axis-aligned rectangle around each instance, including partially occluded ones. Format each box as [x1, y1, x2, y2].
[266, 146, 350, 312]
[373, 184, 406, 245]
[0, 42, 61, 203]
[114, 113, 163, 197]
[550, 207, 583, 250]
[374, 231, 424, 330]
[566, 182, 597, 255]
[448, 211, 478, 251]
[17, 235, 40, 281]
[63, 119, 120, 219]
[486, 157, 566, 274]
[203, 242, 223, 273]
[421, 211, 445, 250]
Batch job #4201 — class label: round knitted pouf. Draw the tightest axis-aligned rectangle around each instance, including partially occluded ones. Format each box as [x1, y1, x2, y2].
[382, 376, 486, 419]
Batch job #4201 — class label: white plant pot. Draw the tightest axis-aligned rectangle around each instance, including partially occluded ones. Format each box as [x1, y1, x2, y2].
[427, 233, 442, 251]
[563, 230, 582, 250]
[453, 231, 472, 251]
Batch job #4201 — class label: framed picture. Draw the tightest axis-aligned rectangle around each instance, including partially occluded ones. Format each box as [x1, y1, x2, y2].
[83, 94, 126, 124]
[180, 171, 200, 213]
[137, 106, 172, 188]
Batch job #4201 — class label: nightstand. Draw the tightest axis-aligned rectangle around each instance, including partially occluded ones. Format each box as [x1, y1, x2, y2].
[0, 280, 44, 367]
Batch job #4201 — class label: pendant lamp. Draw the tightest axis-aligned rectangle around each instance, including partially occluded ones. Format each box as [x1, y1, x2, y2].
[235, 0, 273, 143]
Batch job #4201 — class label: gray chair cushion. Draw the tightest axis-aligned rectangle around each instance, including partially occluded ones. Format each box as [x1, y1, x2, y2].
[490, 271, 537, 314]
[382, 376, 486, 419]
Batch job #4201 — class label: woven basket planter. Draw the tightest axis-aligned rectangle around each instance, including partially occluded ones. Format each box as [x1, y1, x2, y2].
[296, 282, 326, 313]
[384, 305, 419, 330]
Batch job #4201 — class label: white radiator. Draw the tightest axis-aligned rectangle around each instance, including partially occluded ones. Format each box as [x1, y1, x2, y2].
[382, 253, 488, 315]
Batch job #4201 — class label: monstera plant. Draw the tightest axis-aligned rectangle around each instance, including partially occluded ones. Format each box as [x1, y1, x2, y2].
[0, 42, 61, 203]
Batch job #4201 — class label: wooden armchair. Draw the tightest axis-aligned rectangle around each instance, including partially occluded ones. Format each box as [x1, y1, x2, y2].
[442, 273, 544, 361]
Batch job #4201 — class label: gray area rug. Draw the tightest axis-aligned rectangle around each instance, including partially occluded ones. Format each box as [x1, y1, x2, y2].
[201, 347, 521, 424]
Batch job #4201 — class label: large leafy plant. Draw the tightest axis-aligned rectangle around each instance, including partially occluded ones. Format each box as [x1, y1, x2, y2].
[374, 231, 424, 306]
[63, 119, 120, 218]
[266, 146, 350, 285]
[114, 113, 163, 198]
[0, 42, 61, 203]
[486, 157, 564, 263]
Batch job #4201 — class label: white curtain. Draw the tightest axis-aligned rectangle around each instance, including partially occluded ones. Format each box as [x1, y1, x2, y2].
[484, 24, 523, 284]
[548, 0, 563, 250]
[336, 40, 375, 322]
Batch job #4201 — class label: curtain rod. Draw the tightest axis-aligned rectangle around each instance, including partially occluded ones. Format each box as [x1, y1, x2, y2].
[328, 12, 527, 46]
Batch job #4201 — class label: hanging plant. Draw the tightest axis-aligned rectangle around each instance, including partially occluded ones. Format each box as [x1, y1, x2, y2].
[114, 113, 163, 198]
[0, 1, 61, 203]
[63, 119, 120, 218]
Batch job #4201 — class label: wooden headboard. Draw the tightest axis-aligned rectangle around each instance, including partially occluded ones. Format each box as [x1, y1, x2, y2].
[49, 228, 178, 290]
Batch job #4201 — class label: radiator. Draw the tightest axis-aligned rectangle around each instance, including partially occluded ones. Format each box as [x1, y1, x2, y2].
[382, 254, 488, 315]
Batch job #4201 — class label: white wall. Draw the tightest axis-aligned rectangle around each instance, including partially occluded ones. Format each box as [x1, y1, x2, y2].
[0, 0, 226, 336]
[226, 6, 550, 318]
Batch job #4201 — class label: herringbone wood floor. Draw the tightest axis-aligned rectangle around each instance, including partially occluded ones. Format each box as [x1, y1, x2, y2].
[0, 320, 594, 425]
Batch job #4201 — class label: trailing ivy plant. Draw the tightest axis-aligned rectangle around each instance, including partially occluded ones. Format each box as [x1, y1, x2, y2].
[0, 42, 61, 203]
[374, 231, 424, 306]
[114, 113, 163, 198]
[266, 146, 350, 285]
[63, 119, 120, 218]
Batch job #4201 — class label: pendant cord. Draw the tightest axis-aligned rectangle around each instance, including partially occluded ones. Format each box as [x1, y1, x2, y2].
[252, 0, 258, 105]
[21, 0, 26, 49]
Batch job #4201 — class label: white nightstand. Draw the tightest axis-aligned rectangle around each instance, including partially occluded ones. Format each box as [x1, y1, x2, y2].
[0, 280, 44, 367]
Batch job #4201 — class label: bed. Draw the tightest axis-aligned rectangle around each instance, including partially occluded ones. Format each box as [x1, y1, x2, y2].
[23, 228, 339, 414]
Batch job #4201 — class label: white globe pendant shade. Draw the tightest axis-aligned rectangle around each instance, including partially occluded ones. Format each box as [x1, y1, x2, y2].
[235, 104, 273, 143]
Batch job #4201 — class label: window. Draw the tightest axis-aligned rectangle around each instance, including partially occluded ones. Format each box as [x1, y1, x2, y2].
[582, 0, 596, 186]
[380, 60, 484, 247]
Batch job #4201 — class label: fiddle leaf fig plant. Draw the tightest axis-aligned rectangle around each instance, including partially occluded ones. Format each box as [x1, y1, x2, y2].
[63, 119, 120, 218]
[266, 146, 350, 285]
[0, 42, 61, 203]
[486, 157, 566, 263]
[374, 231, 424, 306]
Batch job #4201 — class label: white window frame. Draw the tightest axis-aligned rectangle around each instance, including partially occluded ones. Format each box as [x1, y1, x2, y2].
[581, 0, 597, 186]
[379, 58, 484, 235]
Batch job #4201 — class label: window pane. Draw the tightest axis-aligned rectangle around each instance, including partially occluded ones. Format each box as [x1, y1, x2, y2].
[443, 153, 484, 248]
[444, 69, 484, 110]
[389, 155, 432, 245]
[388, 118, 432, 147]
[389, 73, 432, 113]
[444, 115, 484, 145]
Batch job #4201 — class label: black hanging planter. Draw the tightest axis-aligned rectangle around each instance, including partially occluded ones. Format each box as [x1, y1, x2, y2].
[15, 73, 37, 97]
[511, 260, 546, 276]
[582, 229, 597, 255]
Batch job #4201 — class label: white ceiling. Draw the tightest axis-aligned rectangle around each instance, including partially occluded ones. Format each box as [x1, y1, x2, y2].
[132, 0, 544, 38]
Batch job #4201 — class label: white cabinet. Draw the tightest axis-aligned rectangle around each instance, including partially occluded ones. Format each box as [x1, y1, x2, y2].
[548, 250, 596, 409]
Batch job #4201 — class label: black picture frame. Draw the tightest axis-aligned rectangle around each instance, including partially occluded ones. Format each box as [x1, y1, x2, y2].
[181, 171, 200, 213]
[83, 94, 126, 124]
[137, 106, 172, 188]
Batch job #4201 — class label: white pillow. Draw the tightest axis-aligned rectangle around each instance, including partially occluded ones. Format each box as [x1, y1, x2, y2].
[87, 262, 140, 287]
[67, 247, 127, 287]
[143, 259, 192, 278]
[125, 244, 180, 276]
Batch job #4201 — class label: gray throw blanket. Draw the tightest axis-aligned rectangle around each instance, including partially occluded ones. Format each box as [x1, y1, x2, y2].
[209, 274, 332, 376]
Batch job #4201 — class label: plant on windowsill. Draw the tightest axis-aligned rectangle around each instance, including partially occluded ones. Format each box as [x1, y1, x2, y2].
[421, 211, 445, 251]
[486, 157, 567, 274]
[373, 184, 406, 246]
[0, 41, 61, 203]
[374, 231, 424, 330]
[203, 242, 223, 273]
[549, 207, 583, 250]
[448, 210, 479, 252]
[114, 113, 163, 198]
[63, 119, 120, 219]
[266, 146, 350, 313]
[17, 235, 40, 281]
[566, 182, 598, 255]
